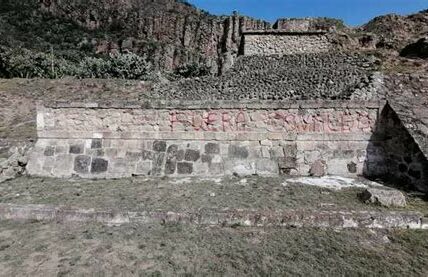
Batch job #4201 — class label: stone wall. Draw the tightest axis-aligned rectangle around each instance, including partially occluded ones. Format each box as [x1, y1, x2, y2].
[273, 18, 345, 32]
[371, 105, 428, 192]
[27, 100, 387, 179]
[243, 31, 333, 56]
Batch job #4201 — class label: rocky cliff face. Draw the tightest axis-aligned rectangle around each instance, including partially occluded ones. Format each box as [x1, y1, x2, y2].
[362, 9, 428, 50]
[38, 0, 270, 74]
[2, 1, 426, 76]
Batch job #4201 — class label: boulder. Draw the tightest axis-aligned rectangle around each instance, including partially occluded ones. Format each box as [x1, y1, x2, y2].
[309, 159, 327, 177]
[360, 188, 407, 208]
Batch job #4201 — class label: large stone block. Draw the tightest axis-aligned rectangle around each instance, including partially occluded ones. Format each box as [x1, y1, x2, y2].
[185, 149, 200, 162]
[91, 139, 102, 149]
[256, 159, 279, 176]
[283, 143, 298, 157]
[309, 159, 327, 177]
[165, 145, 179, 175]
[205, 143, 220, 154]
[74, 155, 91, 174]
[228, 145, 249, 159]
[91, 158, 109, 174]
[42, 156, 55, 172]
[153, 141, 167, 152]
[177, 162, 193, 175]
[165, 160, 177, 175]
[360, 188, 407, 208]
[201, 154, 213, 163]
[69, 145, 84, 154]
[326, 159, 356, 176]
[53, 154, 74, 177]
[109, 158, 134, 175]
[167, 145, 179, 158]
[26, 152, 45, 176]
[152, 153, 165, 176]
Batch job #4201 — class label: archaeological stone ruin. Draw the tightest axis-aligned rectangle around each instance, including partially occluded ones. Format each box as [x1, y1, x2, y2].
[243, 30, 332, 56]
[25, 19, 428, 193]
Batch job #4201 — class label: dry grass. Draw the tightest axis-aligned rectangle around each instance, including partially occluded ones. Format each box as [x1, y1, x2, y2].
[0, 220, 427, 276]
[1, 176, 427, 214]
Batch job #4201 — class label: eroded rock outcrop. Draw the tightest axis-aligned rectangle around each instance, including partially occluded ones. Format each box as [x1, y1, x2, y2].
[362, 9, 428, 50]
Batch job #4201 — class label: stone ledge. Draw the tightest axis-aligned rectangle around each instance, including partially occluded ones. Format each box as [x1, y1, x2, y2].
[38, 100, 386, 110]
[0, 203, 425, 229]
[36, 131, 377, 141]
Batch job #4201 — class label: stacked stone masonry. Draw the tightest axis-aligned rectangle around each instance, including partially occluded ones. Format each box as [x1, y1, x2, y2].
[272, 18, 345, 32]
[26, 100, 428, 192]
[243, 32, 332, 56]
[375, 105, 428, 192]
[28, 101, 381, 178]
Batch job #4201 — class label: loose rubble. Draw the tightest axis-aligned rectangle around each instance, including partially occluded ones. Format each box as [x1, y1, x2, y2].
[0, 144, 31, 183]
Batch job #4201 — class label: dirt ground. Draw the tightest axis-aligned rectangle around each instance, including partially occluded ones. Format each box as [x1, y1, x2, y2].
[0, 220, 427, 276]
[1, 176, 427, 214]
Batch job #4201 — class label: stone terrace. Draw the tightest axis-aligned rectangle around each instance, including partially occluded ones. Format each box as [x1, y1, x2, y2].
[152, 53, 381, 101]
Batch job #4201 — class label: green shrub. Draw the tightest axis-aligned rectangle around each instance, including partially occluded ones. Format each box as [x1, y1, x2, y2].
[0, 46, 152, 79]
[78, 56, 113, 79]
[175, 63, 211, 78]
[109, 52, 152, 79]
[78, 52, 152, 79]
[0, 47, 74, 78]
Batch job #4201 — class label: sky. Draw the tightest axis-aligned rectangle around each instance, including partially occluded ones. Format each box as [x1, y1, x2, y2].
[188, 0, 428, 26]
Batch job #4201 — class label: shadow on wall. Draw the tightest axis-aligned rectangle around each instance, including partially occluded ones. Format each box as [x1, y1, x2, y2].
[364, 104, 428, 192]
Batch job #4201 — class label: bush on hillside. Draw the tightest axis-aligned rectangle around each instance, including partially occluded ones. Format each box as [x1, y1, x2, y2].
[175, 63, 211, 78]
[0, 47, 75, 78]
[0, 47, 152, 79]
[109, 52, 152, 79]
[78, 52, 152, 79]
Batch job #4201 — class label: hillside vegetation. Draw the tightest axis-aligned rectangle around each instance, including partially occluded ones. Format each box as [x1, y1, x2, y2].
[0, 1, 427, 80]
[0, 0, 215, 79]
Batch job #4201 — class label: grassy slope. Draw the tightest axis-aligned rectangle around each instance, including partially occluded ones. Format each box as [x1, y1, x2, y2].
[0, 220, 427, 276]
